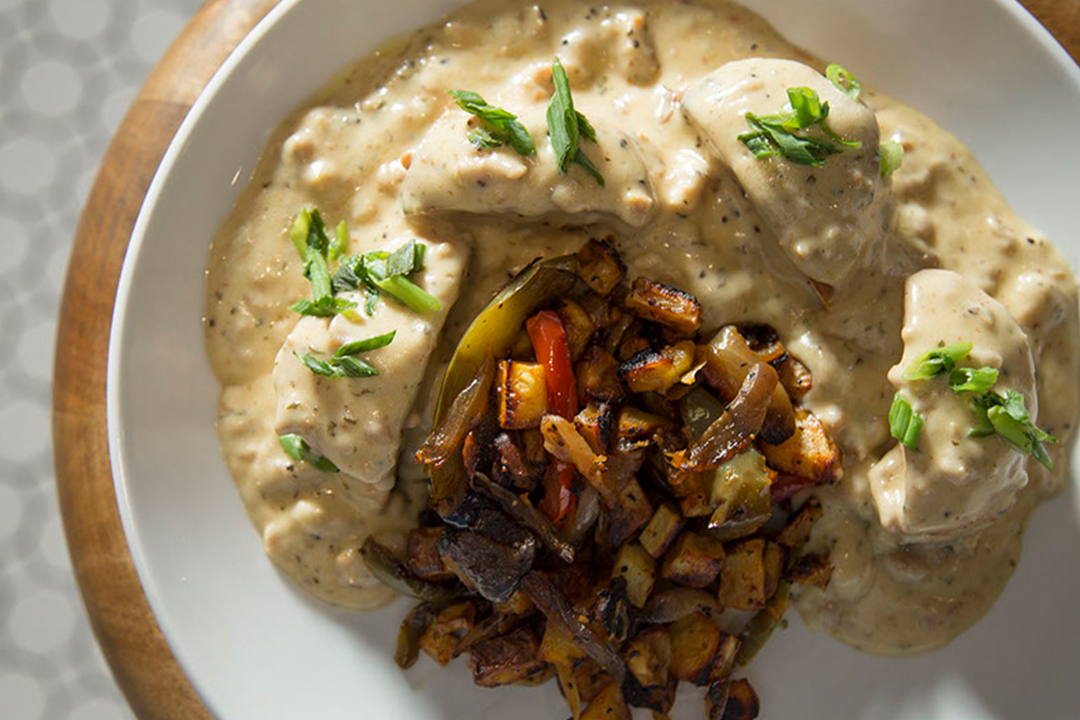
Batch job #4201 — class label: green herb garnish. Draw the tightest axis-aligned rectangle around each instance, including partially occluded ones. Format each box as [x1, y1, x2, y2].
[880, 140, 904, 178]
[547, 58, 604, 186]
[889, 392, 922, 450]
[278, 434, 339, 473]
[332, 240, 440, 315]
[948, 366, 999, 394]
[329, 220, 349, 262]
[825, 63, 861, 100]
[903, 341, 973, 380]
[296, 330, 395, 380]
[448, 90, 536, 156]
[970, 390, 1056, 469]
[738, 84, 860, 168]
[289, 296, 358, 317]
[290, 207, 352, 316]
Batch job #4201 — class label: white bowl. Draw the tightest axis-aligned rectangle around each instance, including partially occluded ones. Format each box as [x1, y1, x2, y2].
[107, 1, 1080, 718]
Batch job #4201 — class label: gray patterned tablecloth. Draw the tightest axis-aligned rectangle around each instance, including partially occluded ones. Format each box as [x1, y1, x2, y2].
[1, 1, 205, 717]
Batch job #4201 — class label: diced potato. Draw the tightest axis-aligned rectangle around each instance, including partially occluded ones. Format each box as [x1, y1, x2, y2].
[420, 601, 476, 666]
[494, 588, 534, 615]
[760, 409, 841, 483]
[639, 503, 685, 558]
[581, 681, 632, 720]
[739, 324, 786, 365]
[561, 657, 611, 708]
[623, 627, 676, 712]
[706, 679, 730, 720]
[407, 526, 452, 581]
[717, 538, 767, 611]
[776, 499, 823, 548]
[612, 542, 656, 608]
[576, 346, 626, 403]
[669, 611, 722, 686]
[762, 541, 785, 601]
[576, 238, 626, 297]
[711, 633, 740, 683]
[539, 616, 588, 666]
[720, 678, 760, 720]
[776, 355, 813, 399]
[660, 531, 725, 588]
[497, 360, 549, 429]
[619, 341, 696, 394]
[617, 406, 676, 448]
[468, 625, 547, 687]
[618, 335, 652, 362]
[575, 403, 617, 455]
[787, 553, 833, 590]
[557, 299, 597, 363]
[608, 478, 654, 547]
[625, 277, 702, 336]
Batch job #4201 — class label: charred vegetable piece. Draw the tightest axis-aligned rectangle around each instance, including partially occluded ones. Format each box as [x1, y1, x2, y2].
[611, 542, 657, 608]
[624, 277, 702, 336]
[787, 553, 833, 589]
[679, 386, 726, 440]
[617, 406, 676, 448]
[638, 503, 685, 559]
[494, 588, 534, 616]
[706, 679, 731, 720]
[539, 615, 589, 665]
[674, 362, 777, 474]
[581, 681, 632, 720]
[776, 498, 823, 548]
[421, 601, 476, 665]
[539, 460, 577, 525]
[596, 577, 634, 645]
[716, 538, 768, 611]
[468, 625, 548, 687]
[418, 355, 496, 517]
[623, 627, 676, 712]
[407, 526, 453, 581]
[734, 581, 790, 669]
[395, 602, 440, 669]
[456, 612, 524, 658]
[473, 472, 575, 563]
[360, 537, 462, 603]
[607, 478, 654, 547]
[438, 528, 536, 604]
[577, 346, 626, 403]
[619, 341, 696, 394]
[496, 360, 550, 429]
[759, 408, 841, 483]
[669, 611, 727, 686]
[719, 678, 761, 720]
[541, 414, 612, 503]
[557, 298, 597, 362]
[576, 238, 626, 296]
[706, 449, 774, 542]
[641, 588, 723, 625]
[521, 571, 626, 684]
[660, 531, 726, 588]
[558, 660, 612, 720]
[739, 324, 786, 365]
[494, 432, 542, 491]
[575, 402, 618, 454]
[776, 355, 813, 399]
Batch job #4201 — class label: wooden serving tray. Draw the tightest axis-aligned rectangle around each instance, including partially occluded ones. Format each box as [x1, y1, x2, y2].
[52, 1, 1079, 718]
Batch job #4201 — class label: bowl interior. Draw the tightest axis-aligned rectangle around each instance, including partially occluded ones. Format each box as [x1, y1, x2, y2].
[108, 0, 1080, 718]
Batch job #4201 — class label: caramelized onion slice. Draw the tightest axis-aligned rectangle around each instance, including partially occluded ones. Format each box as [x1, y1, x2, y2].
[640, 587, 723, 625]
[417, 354, 495, 468]
[473, 472, 575, 563]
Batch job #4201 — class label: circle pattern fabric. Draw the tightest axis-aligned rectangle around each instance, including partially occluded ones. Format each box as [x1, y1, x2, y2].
[0, 1, 203, 717]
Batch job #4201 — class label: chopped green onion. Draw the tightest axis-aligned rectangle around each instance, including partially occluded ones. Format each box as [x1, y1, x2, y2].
[288, 296, 357, 317]
[880, 140, 904, 178]
[374, 275, 442, 313]
[737, 84, 859, 167]
[547, 57, 604, 185]
[335, 330, 396, 358]
[825, 63, 861, 100]
[278, 434, 339, 473]
[969, 389, 1056, 469]
[296, 351, 379, 379]
[889, 392, 923, 450]
[903, 342, 973, 380]
[329, 220, 349, 262]
[448, 90, 536, 156]
[948, 366, 998, 394]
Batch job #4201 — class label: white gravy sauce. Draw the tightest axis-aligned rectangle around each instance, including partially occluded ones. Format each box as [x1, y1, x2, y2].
[203, 0, 1079, 652]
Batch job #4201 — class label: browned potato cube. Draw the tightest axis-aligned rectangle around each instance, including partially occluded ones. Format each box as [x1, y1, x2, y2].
[420, 601, 475, 665]
[612, 541, 656, 608]
[559, 658, 611, 711]
[557, 299, 597, 363]
[581, 681, 632, 720]
[720, 678, 760, 720]
[468, 625, 547, 687]
[776, 499, 823, 548]
[776, 355, 813, 399]
[623, 627, 676, 712]
[712, 633, 740, 683]
[576, 238, 626, 297]
[717, 538, 767, 610]
[539, 616, 587, 666]
[576, 346, 626, 403]
[497, 360, 549, 429]
[608, 478, 654, 547]
[574, 403, 617, 455]
[617, 335, 652, 362]
[760, 409, 840, 483]
[619, 341, 696, 394]
[617, 406, 676, 448]
[787, 553, 834, 590]
[407, 526, 452, 581]
[625, 277, 702, 336]
[661, 531, 725, 588]
[639, 503, 685, 559]
[763, 541, 785, 601]
[669, 611, 722, 686]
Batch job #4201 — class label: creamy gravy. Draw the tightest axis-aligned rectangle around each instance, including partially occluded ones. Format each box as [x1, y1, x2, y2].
[203, 0, 1078, 652]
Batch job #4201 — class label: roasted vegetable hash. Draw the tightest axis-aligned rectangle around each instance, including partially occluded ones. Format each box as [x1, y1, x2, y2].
[360, 239, 841, 719]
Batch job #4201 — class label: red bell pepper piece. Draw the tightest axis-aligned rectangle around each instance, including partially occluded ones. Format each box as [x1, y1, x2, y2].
[526, 310, 579, 420]
[539, 461, 577, 526]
